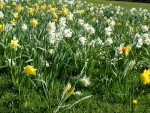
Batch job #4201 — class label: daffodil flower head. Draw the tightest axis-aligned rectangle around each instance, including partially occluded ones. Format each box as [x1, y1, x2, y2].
[9, 39, 20, 50]
[30, 18, 38, 27]
[80, 75, 91, 87]
[133, 99, 137, 104]
[140, 69, 150, 84]
[24, 65, 37, 76]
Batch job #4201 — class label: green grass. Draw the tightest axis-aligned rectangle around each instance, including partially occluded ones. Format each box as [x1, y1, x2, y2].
[1, 0, 150, 112]
[81, 0, 150, 11]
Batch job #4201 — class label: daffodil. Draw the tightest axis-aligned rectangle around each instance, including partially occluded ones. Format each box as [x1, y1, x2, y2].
[80, 75, 91, 87]
[9, 39, 20, 50]
[140, 69, 150, 84]
[30, 18, 38, 27]
[24, 65, 37, 76]
[13, 12, 18, 19]
[63, 83, 71, 94]
[133, 99, 137, 104]
[0, 23, 4, 31]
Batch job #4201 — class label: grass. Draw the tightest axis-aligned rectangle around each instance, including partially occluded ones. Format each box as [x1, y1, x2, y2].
[0, 0, 150, 112]
[81, 0, 150, 11]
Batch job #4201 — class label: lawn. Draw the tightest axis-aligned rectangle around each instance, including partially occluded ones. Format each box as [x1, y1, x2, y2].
[0, 0, 150, 113]
[81, 0, 150, 11]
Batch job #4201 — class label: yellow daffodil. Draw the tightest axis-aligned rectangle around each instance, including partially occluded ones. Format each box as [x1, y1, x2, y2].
[125, 45, 131, 56]
[133, 99, 137, 104]
[119, 12, 123, 16]
[9, 39, 20, 50]
[10, 19, 16, 26]
[140, 69, 150, 84]
[24, 65, 37, 76]
[13, 12, 19, 19]
[63, 83, 71, 94]
[0, 24, 4, 31]
[30, 18, 38, 27]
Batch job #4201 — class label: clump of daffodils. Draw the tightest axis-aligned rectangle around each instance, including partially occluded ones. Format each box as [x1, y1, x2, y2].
[140, 69, 150, 84]
[24, 65, 37, 76]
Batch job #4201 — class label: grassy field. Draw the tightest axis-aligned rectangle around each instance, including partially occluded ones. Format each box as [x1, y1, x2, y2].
[81, 0, 150, 11]
[0, 0, 150, 112]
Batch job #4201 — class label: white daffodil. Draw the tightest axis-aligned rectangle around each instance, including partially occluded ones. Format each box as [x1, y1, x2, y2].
[80, 75, 91, 87]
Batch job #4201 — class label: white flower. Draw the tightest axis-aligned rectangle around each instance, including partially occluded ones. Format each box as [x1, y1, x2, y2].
[136, 38, 143, 48]
[80, 75, 90, 87]
[135, 33, 141, 38]
[73, 91, 82, 95]
[141, 25, 149, 32]
[109, 20, 115, 27]
[78, 19, 84, 26]
[5, 58, 15, 66]
[87, 26, 95, 34]
[63, 29, 72, 38]
[22, 23, 27, 31]
[49, 49, 55, 54]
[129, 60, 136, 69]
[0, 11, 4, 18]
[59, 17, 66, 24]
[106, 38, 113, 45]
[95, 38, 104, 45]
[79, 36, 86, 45]
[105, 26, 112, 37]
[67, 12, 74, 21]
[142, 33, 149, 39]
[47, 22, 56, 32]
[4, 23, 13, 32]
[58, 22, 66, 31]
[116, 44, 124, 54]
[145, 38, 150, 45]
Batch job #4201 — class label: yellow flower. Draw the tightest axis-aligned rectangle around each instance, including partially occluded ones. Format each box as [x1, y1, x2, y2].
[140, 69, 150, 84]
[10, 19, 16, 26]
[13, 12, 19, 19]
[41, 4, 46, 10]
[30, 19, 38, 27]
[0, 24, 4, 31]
[133, 99, 137, 104]
[144, 16, 147, 20]
[9, 39, 20, 50]
[119, 12, 123, 16]
[63, 83, 71, 94]
[125, 45, 131, 56]
[52, 12, 58, 19]
[116, 22, 121, 26]
[24, 65, 37, 76]
[0, 3, 4, 9]
[16, 4, 24, 12]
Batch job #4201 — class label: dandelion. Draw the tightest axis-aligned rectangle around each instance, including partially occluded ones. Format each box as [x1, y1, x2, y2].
[9, 39, 20, 50]
[140, 69, 150, 84]
[24, 65, 37, 76]
[30, 19, 38, 27]
[80, 75, 91, 87]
